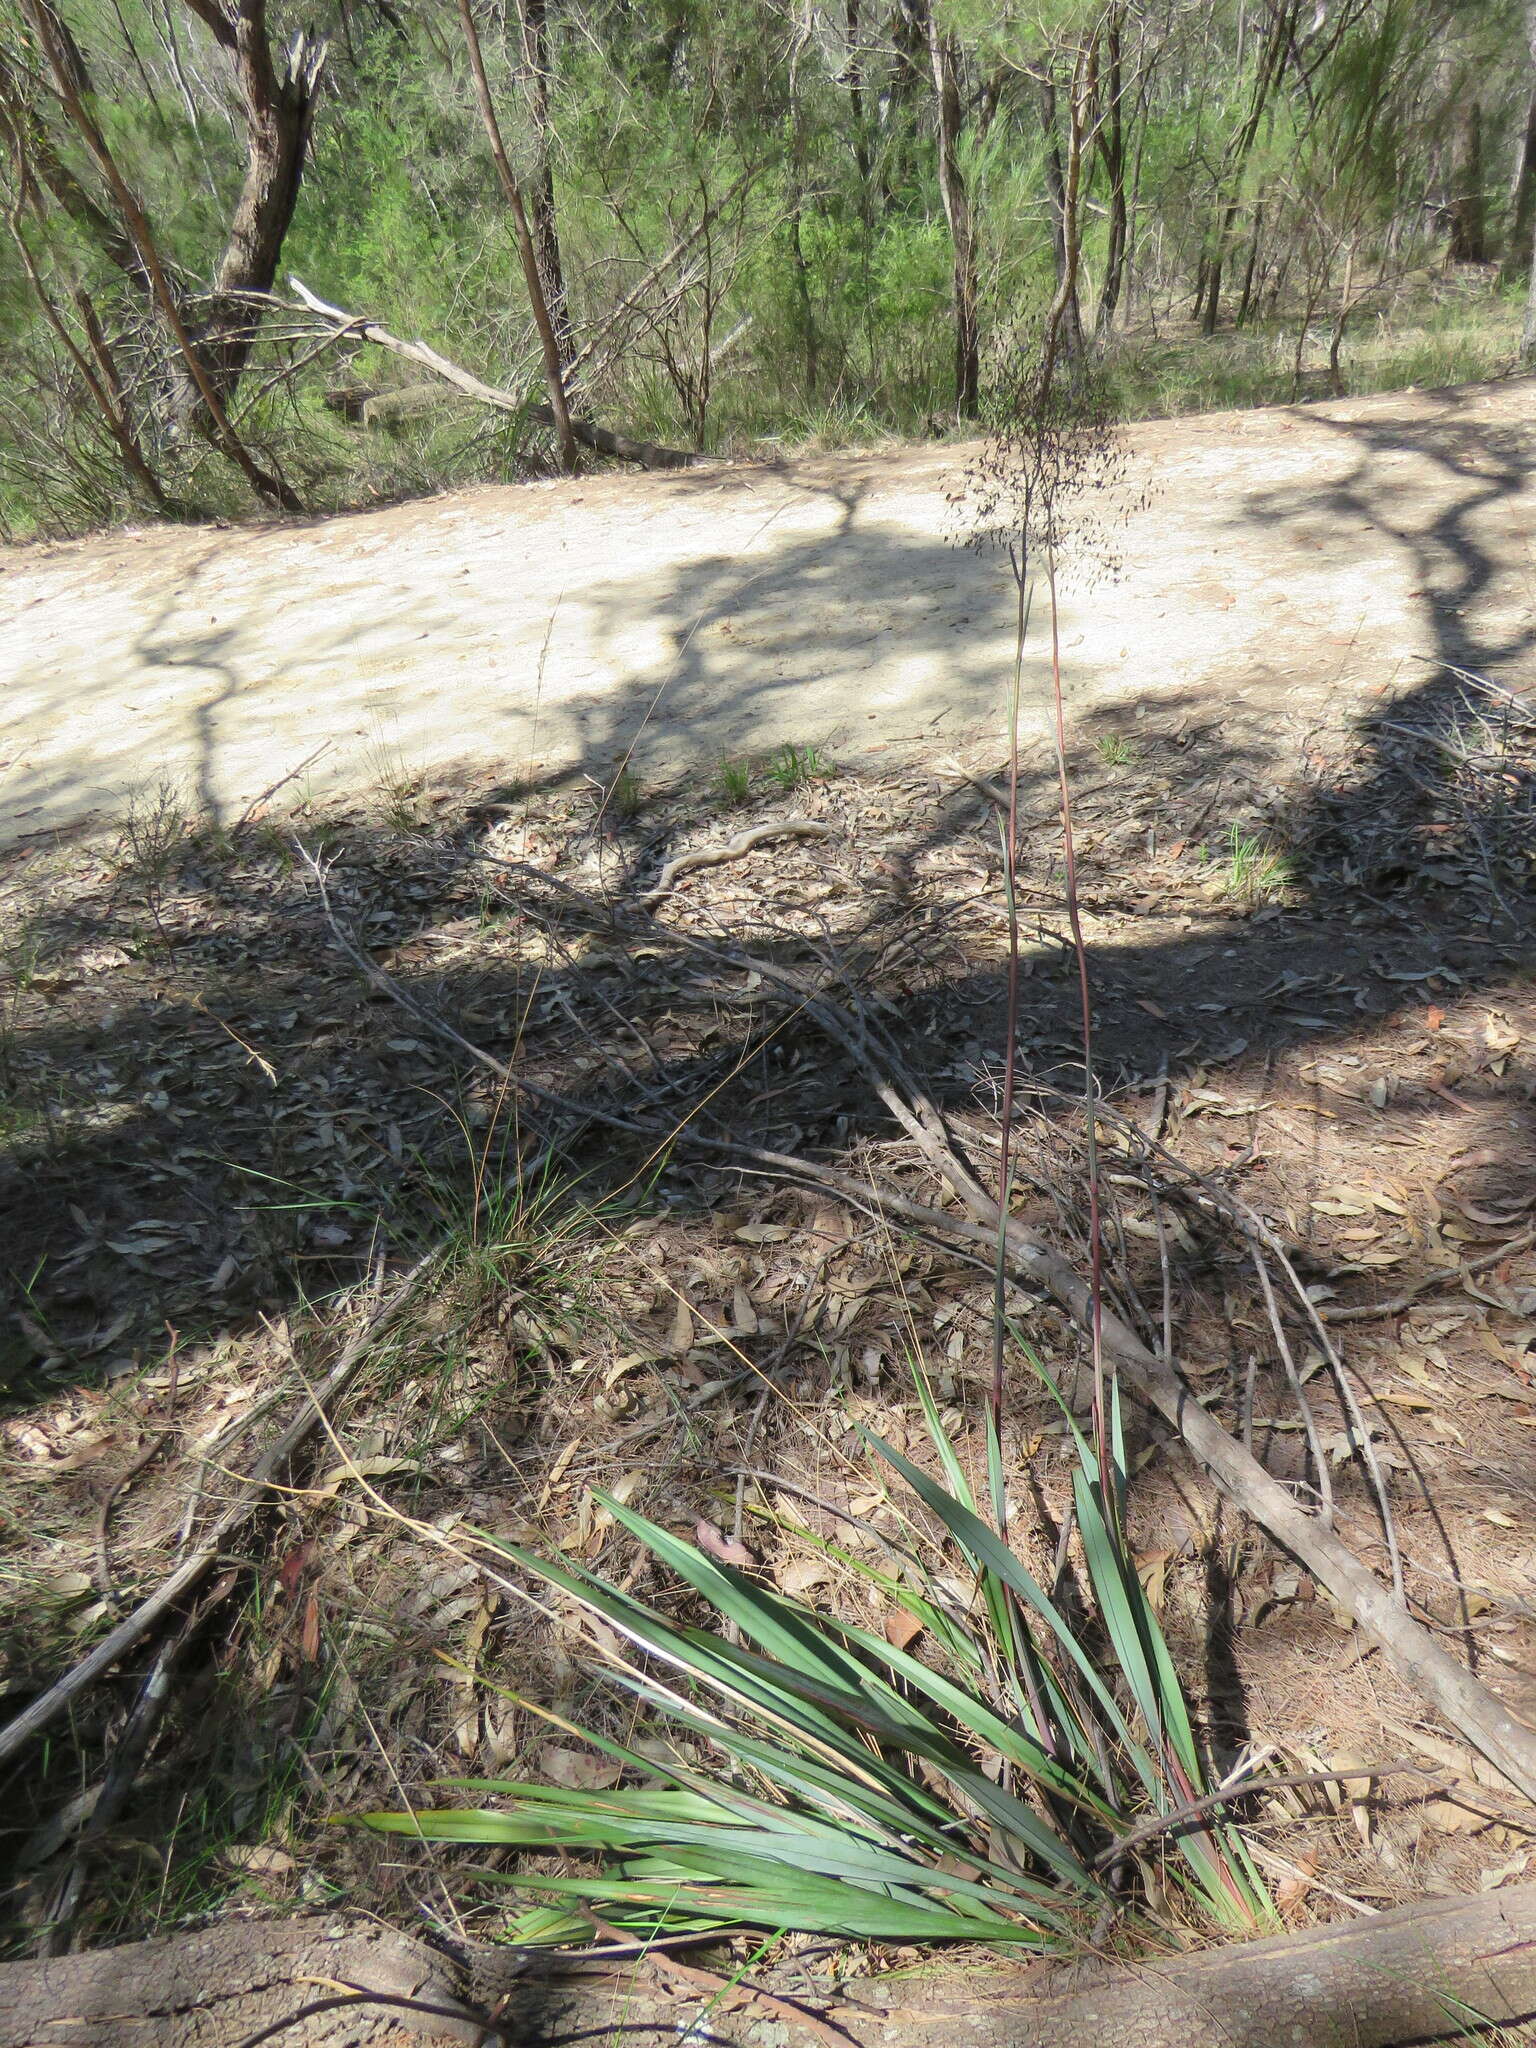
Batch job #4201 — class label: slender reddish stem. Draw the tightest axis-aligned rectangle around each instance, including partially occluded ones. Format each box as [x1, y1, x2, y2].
[1045, 544, 1110, 1502]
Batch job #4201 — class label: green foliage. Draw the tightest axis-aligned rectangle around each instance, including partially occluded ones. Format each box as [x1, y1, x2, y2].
[1210, 823, 1294, 907]
[766, 742, 829, 789]
[357, 1362, 1273, 1951]
[716, 757, 753, 804]
[0, 0, 1526, 534]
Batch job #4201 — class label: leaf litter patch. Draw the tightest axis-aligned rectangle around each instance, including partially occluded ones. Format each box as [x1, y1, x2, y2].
[0, 687, 1533, 1948]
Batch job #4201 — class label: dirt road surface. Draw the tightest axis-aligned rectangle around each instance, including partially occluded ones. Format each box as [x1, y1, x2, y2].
[3, 379, 1533, 839]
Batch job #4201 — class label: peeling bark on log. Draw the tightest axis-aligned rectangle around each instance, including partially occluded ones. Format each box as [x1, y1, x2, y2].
[0, 1918, 481, 2046]
[7, 1886, 1536, 2048]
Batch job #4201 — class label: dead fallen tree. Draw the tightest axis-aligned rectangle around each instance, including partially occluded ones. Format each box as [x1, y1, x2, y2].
[288, 278, 707, 470]
[6, 1884, 1536, 2047]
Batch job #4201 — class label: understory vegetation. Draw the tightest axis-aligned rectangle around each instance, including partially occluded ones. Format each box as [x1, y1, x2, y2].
[3, 0, 1536, 535]
[2, 661, 1533, 1977]
[4, 1, 1536, 2031]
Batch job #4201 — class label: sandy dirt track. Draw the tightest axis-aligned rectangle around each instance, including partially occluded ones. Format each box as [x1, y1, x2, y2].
[3, 378, 1534, 839]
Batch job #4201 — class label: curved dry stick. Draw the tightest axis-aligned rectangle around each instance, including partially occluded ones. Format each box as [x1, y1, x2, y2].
[641, 818, 839, 906]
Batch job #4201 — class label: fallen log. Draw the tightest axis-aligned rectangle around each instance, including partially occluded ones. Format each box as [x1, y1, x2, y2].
[7, 1885, 1536, 2048]
[290, 278, 706, 470]
[0, 1916, 480, 2047]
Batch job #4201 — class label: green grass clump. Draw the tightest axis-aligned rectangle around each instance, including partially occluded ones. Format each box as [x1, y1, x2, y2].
[767, 743, 829, 790]
[1211, 823, 1294, 907]
[359, 1363, 1272, 1953]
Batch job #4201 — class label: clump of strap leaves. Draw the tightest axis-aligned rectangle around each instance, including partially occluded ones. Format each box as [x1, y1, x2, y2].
[359, 1359, 1272, 1951]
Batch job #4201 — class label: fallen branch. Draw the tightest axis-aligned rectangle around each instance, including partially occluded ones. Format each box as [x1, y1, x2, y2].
[0, 1253, 437, 1771]
[1090, 1760, 1433, 1868]
[288, 277, 706, 470]
[1321, 1222, 1536, 1324]
[0, 1917, 480, 2048]
[7, 1887, 1536, 2048]
[641, 817, 839, 905]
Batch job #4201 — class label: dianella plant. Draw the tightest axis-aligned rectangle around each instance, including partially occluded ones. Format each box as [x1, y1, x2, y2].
[360, 1353, 1272, 1952]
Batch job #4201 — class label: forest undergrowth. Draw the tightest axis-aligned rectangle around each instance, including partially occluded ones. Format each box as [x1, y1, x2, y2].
[2, 670, 1534, 1968]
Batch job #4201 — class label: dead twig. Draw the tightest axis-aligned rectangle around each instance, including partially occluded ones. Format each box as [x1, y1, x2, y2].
[1092, 1761, 1434, 1868]
[642, 818, 839, 906]
[1321, 1223, 1536, 1323]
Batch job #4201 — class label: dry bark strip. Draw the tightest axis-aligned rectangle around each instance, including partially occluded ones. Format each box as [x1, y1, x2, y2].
[0, 1917, 481, 2046]
[7, 1886, 1536, 2047]
[640, 818, 839, 904]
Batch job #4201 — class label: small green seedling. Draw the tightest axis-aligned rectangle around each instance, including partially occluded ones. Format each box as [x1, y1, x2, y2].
[768, 743, 828, 789]
[1215, 823, 1293, 906]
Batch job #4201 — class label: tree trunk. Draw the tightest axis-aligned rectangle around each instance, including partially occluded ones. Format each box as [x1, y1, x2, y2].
[515, 0, 571, 371]
[1200, 0, 1295, 337]
[1038, 72, 1085, 361]
[842, 0, 873, 211]
[1509, 88, 1536, 270]
[1514, 6, 1536, 276]
[1234, 199, 1265, 326]
[1447, 96, 1487, 262]
[18, 0, 302, 509]
[924, 9, 979, 418]
[451, 0, 577, 472]
[202, 0, 327, 394]
[880, 0, 928, 214]
[1093, 8, 1128, 339]
[789, 202, 819, 401]
[5, 1888, 1536, 2048]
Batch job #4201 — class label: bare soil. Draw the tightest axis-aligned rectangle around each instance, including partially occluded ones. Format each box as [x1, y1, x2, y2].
[3, 376, 1534, 841]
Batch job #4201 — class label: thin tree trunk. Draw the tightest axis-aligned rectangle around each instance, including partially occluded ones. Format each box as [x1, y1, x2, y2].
[880, 0, 928, 213]
[515, 0, 571, 371]
[924, 8, 979, 417]
[842, 0, 873, 215]
[789, 204, 818, 401]
[1200, 0, 1295, 336]
[452, 0, 577, 471]
[1235, 197, 1265, 326]
[1327, 232, 1356, 395]
[1510, 88, 1536, 269]
[19, 0, 301, 509]
[1094, 8, 1128, 339]
[7, 214, 168, 508]
[1447, 96, 1487, 262]
[1514, 10, 1536, 274]
[188, 0, 326, 395]
[1038, 71, 1085, 361]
